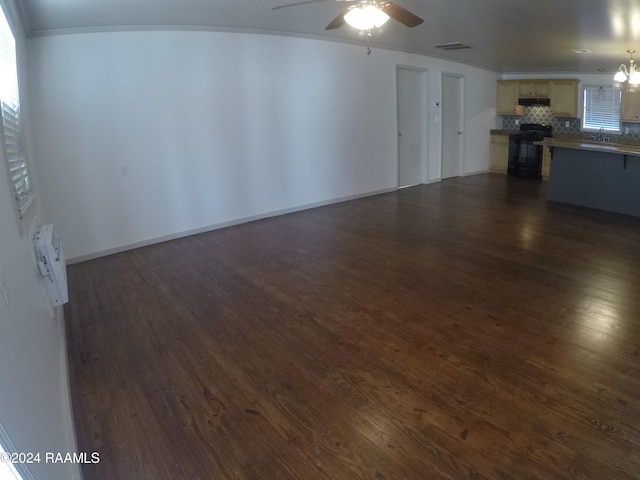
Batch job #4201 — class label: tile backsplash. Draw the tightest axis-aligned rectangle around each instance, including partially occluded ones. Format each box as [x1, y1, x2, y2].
[501, 105, 640, 141]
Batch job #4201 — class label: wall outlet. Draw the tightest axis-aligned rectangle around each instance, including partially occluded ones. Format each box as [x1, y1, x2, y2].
[120, 164, 128, 176]
[515, 119, 519, 125]
[565, 121, 570, 127]
[625, 127, 630, 135]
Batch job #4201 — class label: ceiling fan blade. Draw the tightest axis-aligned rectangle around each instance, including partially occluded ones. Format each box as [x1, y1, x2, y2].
[273, 0, 332, 11]
[380, 2, 424, 27]
[325, 8, 349, 30]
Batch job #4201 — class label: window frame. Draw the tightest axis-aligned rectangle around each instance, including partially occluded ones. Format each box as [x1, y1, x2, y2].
[0, 0, 34, 226]
[581, 84, 622, 134]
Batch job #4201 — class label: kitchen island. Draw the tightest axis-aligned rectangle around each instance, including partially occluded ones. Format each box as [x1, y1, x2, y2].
[541, 138, 640, 218]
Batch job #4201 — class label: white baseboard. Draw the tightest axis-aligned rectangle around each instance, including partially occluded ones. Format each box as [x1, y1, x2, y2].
[464, 169, 491, 176]
[67, 187, 396, 264]
[55, 306, 83, 480]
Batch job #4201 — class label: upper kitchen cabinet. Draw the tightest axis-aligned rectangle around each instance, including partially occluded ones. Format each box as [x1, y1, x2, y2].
[621, 84, 640, 122]
[519, 81, 549, 98]
[496, 79, 578, 117]
[496, 80, 519, 115]
[550, 80, 578, 117]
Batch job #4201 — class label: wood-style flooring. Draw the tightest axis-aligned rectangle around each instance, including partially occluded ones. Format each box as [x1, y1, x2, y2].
[65, 173, 640, 480]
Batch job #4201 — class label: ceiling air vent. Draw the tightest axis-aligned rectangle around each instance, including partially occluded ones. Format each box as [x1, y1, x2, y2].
[433, 42, 472, 51]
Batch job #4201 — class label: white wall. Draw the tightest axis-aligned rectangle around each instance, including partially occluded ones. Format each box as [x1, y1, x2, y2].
[27, 30, 499, 261]
[0, 1, 80, 479]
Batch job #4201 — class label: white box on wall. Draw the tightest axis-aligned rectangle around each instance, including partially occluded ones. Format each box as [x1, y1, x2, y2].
[33, 224, 69, 306]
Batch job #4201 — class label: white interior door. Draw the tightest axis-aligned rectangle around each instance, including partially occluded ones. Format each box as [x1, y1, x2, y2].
[441, 74, 464, 179]
[397, 67, 426, 188]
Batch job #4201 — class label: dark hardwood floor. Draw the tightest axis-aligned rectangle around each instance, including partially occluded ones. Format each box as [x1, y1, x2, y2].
[66, 173, 640, 480]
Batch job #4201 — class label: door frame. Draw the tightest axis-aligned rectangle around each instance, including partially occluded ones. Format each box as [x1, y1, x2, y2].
[440, 72, 465, 178]
[396, 65, 429, 188]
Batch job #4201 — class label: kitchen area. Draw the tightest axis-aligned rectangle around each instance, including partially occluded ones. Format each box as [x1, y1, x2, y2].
[490, 77, 640, 218]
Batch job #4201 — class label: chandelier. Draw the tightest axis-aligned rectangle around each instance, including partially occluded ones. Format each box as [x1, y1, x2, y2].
[614, 49, 640, 85]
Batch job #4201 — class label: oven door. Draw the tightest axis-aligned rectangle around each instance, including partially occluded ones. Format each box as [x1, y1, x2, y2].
[508, 135, 543, 178]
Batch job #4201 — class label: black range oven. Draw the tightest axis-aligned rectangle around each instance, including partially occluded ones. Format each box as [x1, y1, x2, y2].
[508, 123, 553, 179]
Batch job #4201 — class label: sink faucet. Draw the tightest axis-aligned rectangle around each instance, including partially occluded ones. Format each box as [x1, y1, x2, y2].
[591, 128, 610, 143]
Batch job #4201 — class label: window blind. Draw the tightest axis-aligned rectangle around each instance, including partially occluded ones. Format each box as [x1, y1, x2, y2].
[2, 101, 32, 217]
[0, 4, 32, 218]
[582, 86, 621, 133]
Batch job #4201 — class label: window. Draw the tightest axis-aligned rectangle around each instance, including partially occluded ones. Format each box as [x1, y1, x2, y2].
[0, 3, 32, 220]
[581, 85, 621, 133]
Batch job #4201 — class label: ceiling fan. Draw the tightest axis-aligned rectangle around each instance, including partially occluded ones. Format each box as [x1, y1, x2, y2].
[272, 0, 424, 32]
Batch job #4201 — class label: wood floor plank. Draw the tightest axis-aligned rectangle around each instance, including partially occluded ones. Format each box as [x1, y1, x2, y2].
[65, 174, 640, 479]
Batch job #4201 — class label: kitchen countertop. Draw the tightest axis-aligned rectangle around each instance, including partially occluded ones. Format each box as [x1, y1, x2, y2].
[538, 137, 640, 156]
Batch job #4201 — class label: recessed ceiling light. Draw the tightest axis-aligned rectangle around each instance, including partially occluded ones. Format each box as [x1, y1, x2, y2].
[572, 48, 592, 54]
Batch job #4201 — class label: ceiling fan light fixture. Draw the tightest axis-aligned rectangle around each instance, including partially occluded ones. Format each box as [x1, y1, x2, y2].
[344, 4, 390, 30]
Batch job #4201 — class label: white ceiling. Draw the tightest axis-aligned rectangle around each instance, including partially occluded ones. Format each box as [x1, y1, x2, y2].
[14, 0, 640, 74]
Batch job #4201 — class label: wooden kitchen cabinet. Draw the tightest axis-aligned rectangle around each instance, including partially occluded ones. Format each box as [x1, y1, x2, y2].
[518, 81, 549, 98]
[550, 80, 578, 117]
[489, 133, 509, 173]
[542, 145, 551, 178]
[497, 78, 578, 117]
[496, 81, 519, 115]
[621, 84, 640, 122]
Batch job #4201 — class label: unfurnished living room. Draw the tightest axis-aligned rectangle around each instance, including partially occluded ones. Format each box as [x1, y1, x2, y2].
[1, 0, 640, 479]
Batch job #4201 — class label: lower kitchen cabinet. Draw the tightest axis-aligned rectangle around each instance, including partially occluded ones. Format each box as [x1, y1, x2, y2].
[489, 133, 509, 173]
[542, 145, 551, 178]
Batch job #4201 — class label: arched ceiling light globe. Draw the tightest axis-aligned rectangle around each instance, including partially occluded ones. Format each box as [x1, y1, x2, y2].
[344, 4, 390, 30]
